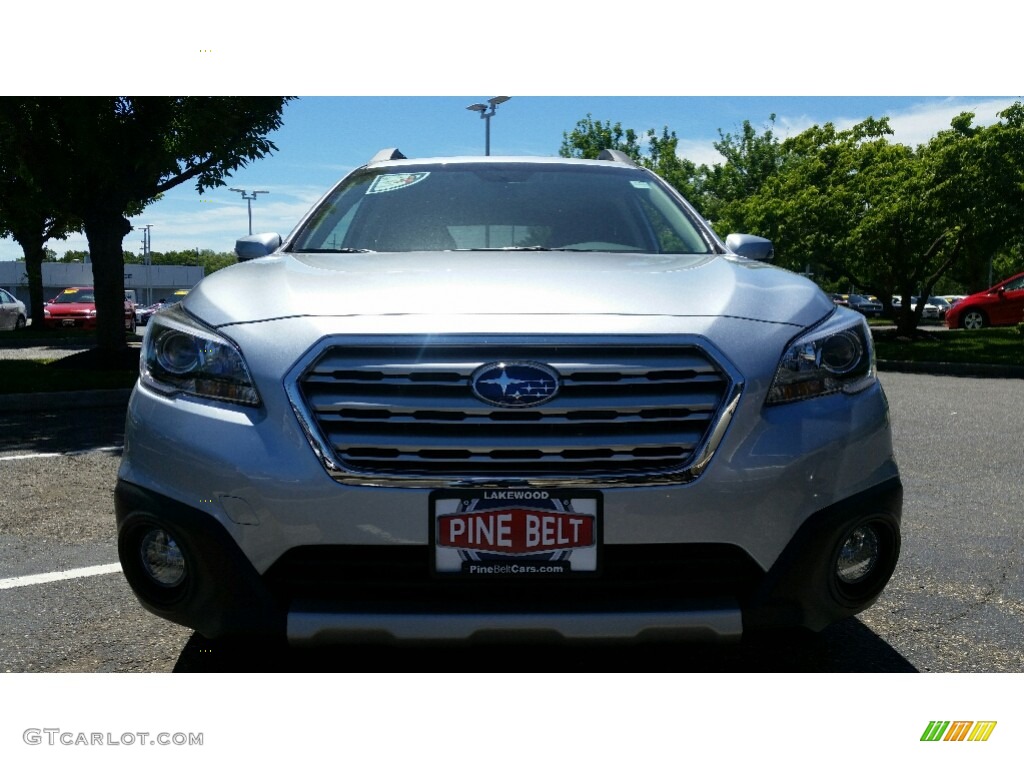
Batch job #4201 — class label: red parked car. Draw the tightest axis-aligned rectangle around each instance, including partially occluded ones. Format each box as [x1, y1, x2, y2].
[43, 287, 137, 333]
[945, 272, 1024, 330]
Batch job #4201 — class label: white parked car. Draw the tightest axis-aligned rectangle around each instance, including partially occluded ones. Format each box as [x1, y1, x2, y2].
[0, 288, 27, 331]
[910, 296, 944, 320]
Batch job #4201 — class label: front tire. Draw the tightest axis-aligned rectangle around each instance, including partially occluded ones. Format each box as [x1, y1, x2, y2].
[14, 315, 26, 330]
[961, 310, 986, 330]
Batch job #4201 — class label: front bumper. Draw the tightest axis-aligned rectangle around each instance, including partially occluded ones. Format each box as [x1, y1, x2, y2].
[115, 477, 901, 642]
[44, 316, 97, 329]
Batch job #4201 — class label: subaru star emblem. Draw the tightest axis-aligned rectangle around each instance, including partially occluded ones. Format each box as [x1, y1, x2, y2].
[470, 362, 561, 408]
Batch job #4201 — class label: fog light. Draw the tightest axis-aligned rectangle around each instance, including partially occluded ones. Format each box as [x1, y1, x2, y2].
[836, 525, 880, 584]
[139, 528, 186, 587]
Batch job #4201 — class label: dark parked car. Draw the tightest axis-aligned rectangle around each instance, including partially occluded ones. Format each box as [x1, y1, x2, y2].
[846, 294, 883, 317]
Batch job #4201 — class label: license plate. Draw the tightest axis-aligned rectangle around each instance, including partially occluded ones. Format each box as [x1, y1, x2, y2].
[62, 319, 76, 327]
[430, 490, 601, 577]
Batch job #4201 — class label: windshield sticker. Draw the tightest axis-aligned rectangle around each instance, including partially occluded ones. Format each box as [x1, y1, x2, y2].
[367, 172, 430, 194]
[630, 181, 652, 189]
[63, 289, 78, 294]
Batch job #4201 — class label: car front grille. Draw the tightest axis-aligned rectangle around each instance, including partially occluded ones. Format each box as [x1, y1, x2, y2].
[291, 337, 739, 487]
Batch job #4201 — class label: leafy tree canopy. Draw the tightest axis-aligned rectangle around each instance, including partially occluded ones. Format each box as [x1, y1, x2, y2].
[560, 114, 699, 199]
[0, 97, 293, 352]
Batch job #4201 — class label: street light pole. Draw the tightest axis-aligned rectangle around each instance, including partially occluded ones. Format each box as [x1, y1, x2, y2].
[229, 188, 270, 235]
[466, 96, 510, 155]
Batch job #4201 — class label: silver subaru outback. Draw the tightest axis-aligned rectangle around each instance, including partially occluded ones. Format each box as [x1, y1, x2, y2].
[116, 149, 902, 644]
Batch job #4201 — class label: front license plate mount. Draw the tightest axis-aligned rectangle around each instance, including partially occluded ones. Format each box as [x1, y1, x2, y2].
[430, 489, 602, 578]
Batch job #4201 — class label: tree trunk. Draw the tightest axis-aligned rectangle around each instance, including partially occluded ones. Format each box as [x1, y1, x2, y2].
[13, 229, 47, 327]
[894, 304, 918, 337]
[84, 213, 132, 354]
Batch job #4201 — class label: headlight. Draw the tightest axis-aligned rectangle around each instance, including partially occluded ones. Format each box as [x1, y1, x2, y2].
[140, 303, 260, 406]
[766, 309, 875, 405]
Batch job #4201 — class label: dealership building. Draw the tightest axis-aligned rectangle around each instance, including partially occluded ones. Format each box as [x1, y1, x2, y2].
[0, 262, 204, 313]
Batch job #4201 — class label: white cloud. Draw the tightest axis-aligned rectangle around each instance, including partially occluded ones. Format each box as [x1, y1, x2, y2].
[0, 184, 330, 264]
[884, 98, 1016, 146]
[676, 97, 1020, 167]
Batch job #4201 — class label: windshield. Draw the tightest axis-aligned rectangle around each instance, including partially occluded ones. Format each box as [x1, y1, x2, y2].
[289, 162, 716, 255]
[51, 289, 95, 304]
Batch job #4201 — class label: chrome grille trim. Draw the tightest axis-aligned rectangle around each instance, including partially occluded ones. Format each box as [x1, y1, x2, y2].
[285, 335, 743, 488]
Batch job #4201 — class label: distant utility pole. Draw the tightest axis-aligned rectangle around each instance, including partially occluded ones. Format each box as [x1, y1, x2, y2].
[137, 224, 153, 263]
[229, 188, 270, 235]
[136, 224, 153, 305]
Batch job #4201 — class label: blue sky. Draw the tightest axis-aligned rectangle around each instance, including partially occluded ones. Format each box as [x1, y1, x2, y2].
[1, 95, 1019, 263]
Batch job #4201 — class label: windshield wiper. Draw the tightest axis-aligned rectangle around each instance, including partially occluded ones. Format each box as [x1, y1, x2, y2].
[453, 246, 571, 252]
[300, 248, 377, 253]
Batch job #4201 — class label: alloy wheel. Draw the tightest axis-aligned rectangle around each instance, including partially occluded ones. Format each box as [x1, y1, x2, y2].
[962, 310, 986, 330]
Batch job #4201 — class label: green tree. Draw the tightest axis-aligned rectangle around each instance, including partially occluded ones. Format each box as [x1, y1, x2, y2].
[687, 119, 895, 296]
[643, 126, 699, 201]
[920, 105, 1024, 295]
[560, 115, 700, 202]
[559, 114, 642, 160]
[725, 107, 1024, 334]
[196, 250, 237, 275]
[59, 249, 90, 263]
[68, 248, 239, 275]
[140, 249, 238, 275]
[697, 115, 782, 230]
[0, 97, 292, 353]
[0, 166, 80, 326]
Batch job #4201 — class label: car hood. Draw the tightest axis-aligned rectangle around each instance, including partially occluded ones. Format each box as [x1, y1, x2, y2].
[185, 251, 834, 329]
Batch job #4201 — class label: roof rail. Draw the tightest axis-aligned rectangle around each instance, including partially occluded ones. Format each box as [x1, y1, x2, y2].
[597, 148, 637, 166]
[369, 147, 407, 163]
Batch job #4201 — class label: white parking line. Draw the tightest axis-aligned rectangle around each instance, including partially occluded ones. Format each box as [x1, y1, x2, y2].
[0, 563, 123, 590]
[0, 452, 64, 461]
[0, 446, 122, 462]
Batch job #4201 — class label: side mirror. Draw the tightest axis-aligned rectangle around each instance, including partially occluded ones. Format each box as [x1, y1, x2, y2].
[725, 233, 774, 262]
[235, 233, 283, 262]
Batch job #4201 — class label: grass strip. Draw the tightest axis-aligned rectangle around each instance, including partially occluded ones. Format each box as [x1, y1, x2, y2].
[873, 327, 1024, 366]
